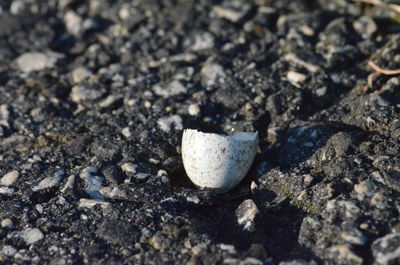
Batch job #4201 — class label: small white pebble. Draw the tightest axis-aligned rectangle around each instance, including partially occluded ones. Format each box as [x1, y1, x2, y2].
[121, 162, 137, 173]
[157, 115, 183, 133]
[0, 170, 19, 186]
[287, 71, 307, 85]
[0, 187, 14, 195]
[188, 104, 201, 116]
[20, 228, 44, 245]
[121, 127, 132, 138]
[78, 198, 110, 209]
[135, 172, 150, 180]
[1, 218, 14, 229]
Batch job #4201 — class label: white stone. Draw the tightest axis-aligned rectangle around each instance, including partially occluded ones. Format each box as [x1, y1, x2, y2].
[16, 52, 61, 73]
[32, 170, 64, 191]
[182, 129, 258, 191]
[1, 218, 14, 228]
[21, 228, 44, 245]
[78, 198, 110, 209]
[79, 167, 104, 200]
[0, 187, 14, 195]
[157, 115, 183, 133]
[64, 11, 82, 35]
[235, 199, 259, 231]
[153, 80, 187, 97]
[71, 67, 91, 84]
[121, 162, 137, 173]
[121, 127, 132, 138]
[1, 245, 17, 257]
[188, 104, 201, 116]
[201, 63, 225, 86]
[1, 170, 19, 186]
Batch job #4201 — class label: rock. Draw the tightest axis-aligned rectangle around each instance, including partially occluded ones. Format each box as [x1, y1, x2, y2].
[340, 229, 367, 245]
[1, 218, 14, 229]
[1, 245, 17, 257]
[327, 245, 363, 265]
[32, 170, 64, 191]
[15, 52, 62, 73]
[121, 162, 137, 174]
[64, 11, 83, 36]
[60, 175, 75, 193]
[79, 167, 104, 200]
[78, 198, 110, 209]
[213, 1, 253, 23]
[279, 260, 317, 265]
[153, 80, 187, 97]
[70, 84, 103, 103]
[353, 16, 377, 39]
[0, 170, 19, 186]
[188, 104, 201, 116]
[190, 32, 215, 51]
[99, 187, 128, 200]
[20, 228, 44, 245]
[286, 71, 307, 85]
[371, 233, 400, 265]
[70, 67, 92, 84]
[96, 219, 140, 245]
[235, 199, 259, 231]
[121, 127, 132, 138]
[201, 63, 225, 86]
[157, 115, 183, 133]
[0, 187, 14, 195]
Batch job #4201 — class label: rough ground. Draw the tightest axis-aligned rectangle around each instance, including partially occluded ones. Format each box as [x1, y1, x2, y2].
[0, 0, 399, 264]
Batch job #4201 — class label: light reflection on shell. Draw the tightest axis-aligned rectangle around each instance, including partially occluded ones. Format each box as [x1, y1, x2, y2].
[181, 129, 258, 192]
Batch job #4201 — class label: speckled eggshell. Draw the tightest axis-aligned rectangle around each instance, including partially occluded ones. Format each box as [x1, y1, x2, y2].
[181, 129, 258, 192]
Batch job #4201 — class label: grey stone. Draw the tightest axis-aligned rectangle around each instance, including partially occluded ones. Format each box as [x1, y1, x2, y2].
[372, 233, 400, 265]
[20, 228, 44, 245]
[235, 199, 259, 231]
[0, 170, 19, 186]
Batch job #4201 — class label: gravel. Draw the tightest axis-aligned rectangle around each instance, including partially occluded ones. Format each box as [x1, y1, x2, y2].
[0, 0, 399, 264]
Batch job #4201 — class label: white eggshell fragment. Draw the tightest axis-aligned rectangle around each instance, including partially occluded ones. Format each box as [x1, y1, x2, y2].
[181, 129, 258, 192]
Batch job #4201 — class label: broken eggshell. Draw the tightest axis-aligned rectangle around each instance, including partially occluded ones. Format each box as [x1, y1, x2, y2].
[181, 129, 258, 192]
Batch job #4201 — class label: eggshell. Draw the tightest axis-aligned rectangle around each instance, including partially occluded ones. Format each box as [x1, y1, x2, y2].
[181, 129, 258, 192]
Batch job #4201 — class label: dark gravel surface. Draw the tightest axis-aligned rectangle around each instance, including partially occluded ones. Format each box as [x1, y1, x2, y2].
[0, 0, 400, 264]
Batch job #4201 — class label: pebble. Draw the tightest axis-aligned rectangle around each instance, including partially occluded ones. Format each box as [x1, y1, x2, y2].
[99, 187, 127, 200]
[157, 115, 183, 133]
[1, 218, 14, 229]
[235, 199, 259, 231]
[219, 244, 236, 254]
[286, 71, 307, 85]
[70, 84, 103, 103]
[1, 245, 17, 257]
[16, 52, 62, 73]
[371, 233, 400, 265]
[121, 162, 137, 173]
[79, 167, 104, 200]
[201, 63, 225, 86]
[60, 175, 75, 193]
[353, 16, 377, 39]
[32, 170, 64, 191]
[20, 228, 44, 245]
[153, 80, 187, 97]
[340, 229, 367, 245]
[0, 170, 19, 186]
[213, 1, 253, 23]
[64, 11, 83, 35]
[78, 198, 110, 209]
[188, 104, 200, 116]
[70, 67, 92, 84]
[191, 32, 215, 51]
[328, 245, 363, 265]
[121, 127, 132, 138]
[0, 187, 14, 195]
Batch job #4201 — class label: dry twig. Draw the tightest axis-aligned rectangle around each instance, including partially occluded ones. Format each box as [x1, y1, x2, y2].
[368, 60, 400, 75]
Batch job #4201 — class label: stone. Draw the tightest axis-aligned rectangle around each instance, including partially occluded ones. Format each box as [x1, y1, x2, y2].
[353, 16, 377, 39]
[201, 63, 225, 86]
[153, 80, 187, 97]
[32, 170, 64, 191]
[157, 115, 183, 133]
[121, 127, 132, 138]
[0, 187, 14, 195]
[190, 32, 215, 51]
[327, 245, 363, 265]
[0, 170, 19, 186]
[64, 11, 83, 36]
[78, 198, 110, 209]
[121, 162, 137, 174]
[213, 1, 253, 23]
[70, 84, 103, 103]
[188, 104, 201, 116]
[70, 67, 92, 84]
[1, 245, 17, 257]
[20, 228, 44, 245]
[235, 199, 259, 231]
[1, 218, 14, 229]
[371, 233, 400, 265]
[79, 167, 104, 200]
[16, 52, 62, 73]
